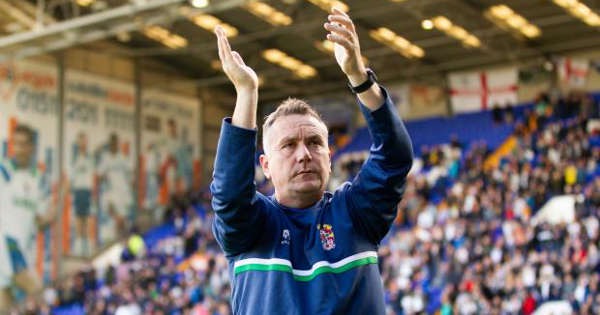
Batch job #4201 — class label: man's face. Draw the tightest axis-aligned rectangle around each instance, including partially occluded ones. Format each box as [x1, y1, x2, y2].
[13, 132, 33, 168]
[260, 114, 331, 205]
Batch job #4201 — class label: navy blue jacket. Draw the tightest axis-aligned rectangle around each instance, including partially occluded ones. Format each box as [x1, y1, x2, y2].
[211, 87, 413, 315]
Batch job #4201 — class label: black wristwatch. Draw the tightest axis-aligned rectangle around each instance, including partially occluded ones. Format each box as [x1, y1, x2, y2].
[348, 69, 378, 94]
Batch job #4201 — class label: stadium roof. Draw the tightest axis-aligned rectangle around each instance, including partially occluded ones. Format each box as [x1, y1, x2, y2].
[0, 0, 599, 101]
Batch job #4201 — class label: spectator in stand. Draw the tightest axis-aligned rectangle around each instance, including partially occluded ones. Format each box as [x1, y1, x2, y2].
[504, 102, 515, 123]
[492, 103, 503, 124]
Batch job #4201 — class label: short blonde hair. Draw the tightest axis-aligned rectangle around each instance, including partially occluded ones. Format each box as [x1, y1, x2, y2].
[262, 98, 327, 152]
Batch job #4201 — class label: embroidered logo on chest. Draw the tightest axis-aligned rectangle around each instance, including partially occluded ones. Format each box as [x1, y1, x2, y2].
[281, 229, 290, 245]
[317, 224, 336, 251]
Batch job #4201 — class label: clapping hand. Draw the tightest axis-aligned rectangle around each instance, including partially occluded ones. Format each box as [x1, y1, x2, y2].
[324, 8, 367, 81]
[215, 26, 258, 92]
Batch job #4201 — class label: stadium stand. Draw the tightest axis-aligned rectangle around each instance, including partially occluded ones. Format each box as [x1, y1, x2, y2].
[19, 90, 600, 315]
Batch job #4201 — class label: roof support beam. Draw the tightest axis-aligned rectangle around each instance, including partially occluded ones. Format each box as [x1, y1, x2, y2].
[0, 0, 185, 49]
[0, 0, 249, 60]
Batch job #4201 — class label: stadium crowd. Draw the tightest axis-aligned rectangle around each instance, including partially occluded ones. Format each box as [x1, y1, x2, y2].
[12, 91, 600, 315]
[378, 91, 600, 314]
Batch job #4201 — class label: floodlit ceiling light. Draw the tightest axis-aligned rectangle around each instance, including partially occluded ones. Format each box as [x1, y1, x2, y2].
[489, 5, 513, 19]
[408, 45, 424, 58]
[506, 15, 526, 28]
[245, 1, 293, 26]
[369, 27, 425, 59]
[189, 14, 239, 37]
[462, 35, 480, 48]
[262, 48, 317, 79]
[190, 0, 209, 8]
[377, 27, 396, 41]
[486, 4, 542, 39]
[421, 19, 434, 30]
[295, 65, 317, 78]
[448, 26, 468, 40]
[143, 25, 187, 49]
[262, 49, 286, 62]
[432, 16, 452, 31]
[430, 16, 481, 48]
[315, 40, 335, 53]
[76, 0, 95, 6]
[552, 0, 600, 27]
[393, 37, 410, 49]
[583, 15, 600, 26]
[521, 25, 541, 38]
[307, 0, 349, 13]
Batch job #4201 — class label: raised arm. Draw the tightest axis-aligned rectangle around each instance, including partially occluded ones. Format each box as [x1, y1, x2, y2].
[215, 26, 258, 129]
[324, 8, 382, 110]
[211, 26, 266, 257]
[325, 9, 414, 244]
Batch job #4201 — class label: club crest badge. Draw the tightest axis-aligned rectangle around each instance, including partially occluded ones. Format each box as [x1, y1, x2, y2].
[318, 224, 336, 251]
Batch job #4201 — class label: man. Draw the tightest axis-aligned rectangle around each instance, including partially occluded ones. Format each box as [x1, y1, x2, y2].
[97, 133, 132, 241]
[0, 124, 54, 311]
[69, 132, 95, 256]
[211, 8, 413, 315]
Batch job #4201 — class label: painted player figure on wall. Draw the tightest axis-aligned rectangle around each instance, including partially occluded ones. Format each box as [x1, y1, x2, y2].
[70, 132, 95, 257]
[211, 7, 413, 315]
[97, 133, 132, 242]
[0, 124, 55, 312]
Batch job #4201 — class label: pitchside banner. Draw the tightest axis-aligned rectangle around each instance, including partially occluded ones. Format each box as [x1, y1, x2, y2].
[63, 70, 135, 256]
[0, 59, 59, 282]
[140, 89, 200, 216]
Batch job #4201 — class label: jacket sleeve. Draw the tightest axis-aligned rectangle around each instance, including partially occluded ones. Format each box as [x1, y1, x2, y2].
[210, 118, 268, 257]
[344, 86, 414, 244]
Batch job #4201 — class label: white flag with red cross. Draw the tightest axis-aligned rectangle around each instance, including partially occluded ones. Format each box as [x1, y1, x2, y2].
[448, 68, 518, 113]
[557, 57, 589, 87]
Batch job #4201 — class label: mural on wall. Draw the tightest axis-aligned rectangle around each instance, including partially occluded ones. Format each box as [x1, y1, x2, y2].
[63, 70, 135, 256]
[140, 90, 200, 220]
[0, 59, 59, 285]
